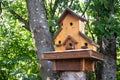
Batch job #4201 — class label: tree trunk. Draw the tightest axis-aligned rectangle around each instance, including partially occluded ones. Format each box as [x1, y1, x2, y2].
[96, 35, 116, 80]
[95, 0, 116, 80]
[26, 0, 55, 79]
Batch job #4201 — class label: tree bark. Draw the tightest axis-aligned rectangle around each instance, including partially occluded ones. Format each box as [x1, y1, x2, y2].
[96, 35, 116, 80]
[95, 0, 116, 80]
[26, 0, 55, 80]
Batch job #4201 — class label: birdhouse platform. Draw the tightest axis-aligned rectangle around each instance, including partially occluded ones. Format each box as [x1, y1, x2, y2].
[41, 49, 104, 71]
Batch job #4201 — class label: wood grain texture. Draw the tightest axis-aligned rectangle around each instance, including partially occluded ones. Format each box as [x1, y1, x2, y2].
[41, 49, 103, 71]
[51, 59, 94, 71]
[41, 49, 104, 61]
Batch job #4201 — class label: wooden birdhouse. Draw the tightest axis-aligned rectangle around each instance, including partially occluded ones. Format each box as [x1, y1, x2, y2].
[41, 8, 104, 71]
[53, 8, 97, 51]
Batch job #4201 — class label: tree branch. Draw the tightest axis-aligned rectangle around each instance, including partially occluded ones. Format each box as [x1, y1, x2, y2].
[50, 0, 53, 16]
[86, 19, 95, 41]
[9, 9, 30, 31]
[51, 0, 58, 18]
[69, 0, 74, 8]
[51, 0, 63, 18]
[2, 2, 30, 31]
[0, 2, 2, 14]
[81, 0, 91, 17]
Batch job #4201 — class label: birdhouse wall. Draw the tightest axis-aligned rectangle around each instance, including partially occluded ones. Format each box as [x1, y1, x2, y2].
[54, 29, 97, 51]
[78, 36, 97, 51]
[54, 13, 80, 50]
[79, 20, 85, 34]
[54, 13, 97, 51]
[54, 28, 65, 51]
[62, 13, 80, 36]
[54, 34, 96, 51]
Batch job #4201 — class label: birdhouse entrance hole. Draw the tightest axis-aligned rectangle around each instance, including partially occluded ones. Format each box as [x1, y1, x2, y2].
[66, 42, 75, 50]
[70, 22, 73, 26]
[58, 41, 61, 44]
[69, 43, 72, 47]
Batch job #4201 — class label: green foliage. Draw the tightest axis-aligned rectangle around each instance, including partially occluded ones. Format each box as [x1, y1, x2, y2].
[0, 0, 41, 80]
[2, 0, 27, 20]
[86, 0, 120, 37]
[84, 0, 120, 79]
[117, 37, 120, 79]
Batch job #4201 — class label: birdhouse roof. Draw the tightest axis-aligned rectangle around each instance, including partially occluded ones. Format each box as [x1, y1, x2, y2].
[53, 27, 62, 40]
[63, 35, 78, 45]
[57, 8, 87, 25]
[79, 32, 98, 47]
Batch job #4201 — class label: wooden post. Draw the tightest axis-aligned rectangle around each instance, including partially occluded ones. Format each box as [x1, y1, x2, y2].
[60, 72, 86, 80]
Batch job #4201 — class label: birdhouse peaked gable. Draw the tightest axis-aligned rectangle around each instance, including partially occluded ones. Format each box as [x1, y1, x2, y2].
[63, 35, 78, 45]
[57, 8, 87, 25]
[53, 8, 87, 41]
[53, 8, 98, 51]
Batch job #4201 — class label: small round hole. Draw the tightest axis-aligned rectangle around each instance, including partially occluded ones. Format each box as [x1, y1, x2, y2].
[70, 22, 73, 26]
[61, 23, 63, 26]
[69, 43, 72, 46]
[59, 41, 61, 44]
[85, 43, 88, 46]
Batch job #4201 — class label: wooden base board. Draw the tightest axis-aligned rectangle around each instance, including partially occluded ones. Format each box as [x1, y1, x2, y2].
[52, 59, 94, 71]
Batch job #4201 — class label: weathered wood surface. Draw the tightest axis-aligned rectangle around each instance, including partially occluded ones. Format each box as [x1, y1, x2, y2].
[52, 59, 94, 71]
[41, 49, 104, 61]
[52, 59, 80, 71]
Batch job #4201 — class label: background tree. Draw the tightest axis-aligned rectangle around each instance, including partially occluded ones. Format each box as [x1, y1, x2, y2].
[84, 0, 120, 80]
[0, 0, 42, 80]
[26, 0, 55, 79]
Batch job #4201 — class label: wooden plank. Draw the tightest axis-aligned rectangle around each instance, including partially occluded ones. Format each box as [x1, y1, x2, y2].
[80, 59, 85, 71]
[41, 49, 104, 61]
[84, 59, 94, 71]
[90, 50, 104, 61]
[55, 59, 80, 71]
[52, 60, 56, 71]
[52, 59, 95, 71]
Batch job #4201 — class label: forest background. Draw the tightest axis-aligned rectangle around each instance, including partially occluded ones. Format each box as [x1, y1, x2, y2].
[0, 0, 120, 80]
